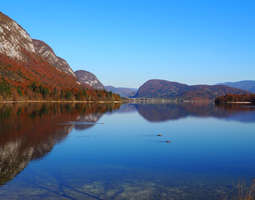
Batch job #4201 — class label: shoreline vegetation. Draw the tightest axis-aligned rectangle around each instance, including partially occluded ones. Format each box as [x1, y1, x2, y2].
[1, 95, 255, 105]
[0, 100, 123, 104]
[215, 94, 255, 105]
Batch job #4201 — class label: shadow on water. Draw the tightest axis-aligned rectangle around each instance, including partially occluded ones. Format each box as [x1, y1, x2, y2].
[0, 103, 120, 186]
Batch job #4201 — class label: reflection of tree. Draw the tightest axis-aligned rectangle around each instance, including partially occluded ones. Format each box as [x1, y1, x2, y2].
[0, 103, 120, 186]
[135, 103, 255, 122]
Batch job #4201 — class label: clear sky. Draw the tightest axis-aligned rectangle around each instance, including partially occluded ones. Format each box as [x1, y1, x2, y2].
[1, 0, 255, 88]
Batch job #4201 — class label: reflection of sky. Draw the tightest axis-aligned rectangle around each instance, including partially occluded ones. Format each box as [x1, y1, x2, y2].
[2, 104, 255, 200]
[27, 110, 255, 182]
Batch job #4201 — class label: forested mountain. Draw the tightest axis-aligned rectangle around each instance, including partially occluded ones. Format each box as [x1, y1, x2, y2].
[134, 79, 249, 100]
[0, 12, 120, 101]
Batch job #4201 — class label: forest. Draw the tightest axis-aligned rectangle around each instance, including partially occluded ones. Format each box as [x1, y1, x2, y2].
[215, 94, 255, 104]
[0, 54, 120, 101]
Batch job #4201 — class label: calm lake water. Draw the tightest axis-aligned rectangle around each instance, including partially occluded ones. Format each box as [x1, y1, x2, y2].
[0, 103, 255, 200]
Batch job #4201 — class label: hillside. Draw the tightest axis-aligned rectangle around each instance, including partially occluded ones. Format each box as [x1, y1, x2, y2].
[75, 70, 104, 90]
[33, 39, 75, 76]
[0, 12, 120, 101]
[134, 79, 249, 100]
[219, 80, 255, 93]
[105, 86, 137, 97]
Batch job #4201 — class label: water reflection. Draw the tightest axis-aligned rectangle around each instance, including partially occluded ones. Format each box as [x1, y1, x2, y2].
[118, 103, 255, 123]
[0, 102, 255, 199]
[0, 103, 120, 186]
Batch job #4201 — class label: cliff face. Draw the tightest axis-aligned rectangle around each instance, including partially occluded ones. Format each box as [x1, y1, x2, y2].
[0, 12, 75, 77]
[75, 70, 104, 90]
[0, 12, 35, 62]
[32, 39, 75, 76]
[0, 12, 80, 91]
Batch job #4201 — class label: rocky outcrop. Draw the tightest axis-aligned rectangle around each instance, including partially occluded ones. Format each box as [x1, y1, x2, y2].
[0, 12, 75, 77]
[0, 12, 35, 62]
[33, 39, 75, 76]
[0, 11, 121, 101]
[75, 70, 104, 90]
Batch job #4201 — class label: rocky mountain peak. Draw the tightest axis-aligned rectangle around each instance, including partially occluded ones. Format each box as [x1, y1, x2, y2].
[0, 12, 35, 61]
[75, 70, 104, 90]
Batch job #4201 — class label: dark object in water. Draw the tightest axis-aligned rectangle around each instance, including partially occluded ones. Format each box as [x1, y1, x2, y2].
[157, 134, 163, 136]
[165, 140, 171, 143]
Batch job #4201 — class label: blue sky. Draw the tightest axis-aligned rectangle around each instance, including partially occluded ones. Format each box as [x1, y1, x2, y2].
[1, 0, 255, 88]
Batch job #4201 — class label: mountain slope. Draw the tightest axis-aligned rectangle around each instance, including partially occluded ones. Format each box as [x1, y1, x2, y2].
[75, 70, 104, 90]
[0, 12, 35, 62]
[33, 39, 75, 76]
[135, 80, 189, 98]
[105, 86, 137, 97]
[135, 79, 249, 100]
[219, 81, 255, 93]
[0, 11, 120, 101]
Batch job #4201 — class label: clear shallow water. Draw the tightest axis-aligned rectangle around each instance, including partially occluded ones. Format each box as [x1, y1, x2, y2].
[0, 103, 255, 199]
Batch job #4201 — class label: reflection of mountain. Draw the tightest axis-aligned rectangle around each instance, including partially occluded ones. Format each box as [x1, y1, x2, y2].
[114, 104, 137, 113]
[135, 103, 255, 123]
[74, 113, 103, 130]
[0, 103, 120, 185]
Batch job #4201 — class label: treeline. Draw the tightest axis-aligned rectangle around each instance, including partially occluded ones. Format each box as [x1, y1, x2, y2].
[0, 78, 120, 101]
[0, 54, 121, 101]
[215, 94, 255, 104]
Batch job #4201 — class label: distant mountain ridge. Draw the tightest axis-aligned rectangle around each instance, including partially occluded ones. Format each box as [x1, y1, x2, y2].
[135, 79, 249, 100]
[218, 80, 255, 93]
[105, 86, 137, 97]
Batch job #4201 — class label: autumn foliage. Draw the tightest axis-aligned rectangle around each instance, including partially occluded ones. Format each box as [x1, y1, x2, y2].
[0, 53, 120, 101]
[215, 94, 255, 104]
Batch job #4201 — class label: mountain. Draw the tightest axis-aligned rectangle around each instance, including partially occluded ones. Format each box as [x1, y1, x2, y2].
[32, 39, 75, 76]
[0, 12, 35, 62]
[75, 70, 104, 90]
[0, 12, 79, 92]
[0, 11, 120, 101]
[218, 81, 255, 93]
[105, 86, 137, 97]
[134, 79, 249, 100]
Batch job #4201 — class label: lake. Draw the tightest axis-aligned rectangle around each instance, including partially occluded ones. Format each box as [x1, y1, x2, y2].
[0, 103, 255, 200]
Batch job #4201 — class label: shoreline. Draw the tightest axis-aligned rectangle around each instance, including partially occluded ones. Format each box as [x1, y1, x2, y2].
[227, 101, 254, 104]
[0, 100, 123, 104]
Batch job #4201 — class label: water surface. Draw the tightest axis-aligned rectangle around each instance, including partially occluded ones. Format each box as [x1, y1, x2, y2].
[0, 103, 255, 200]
